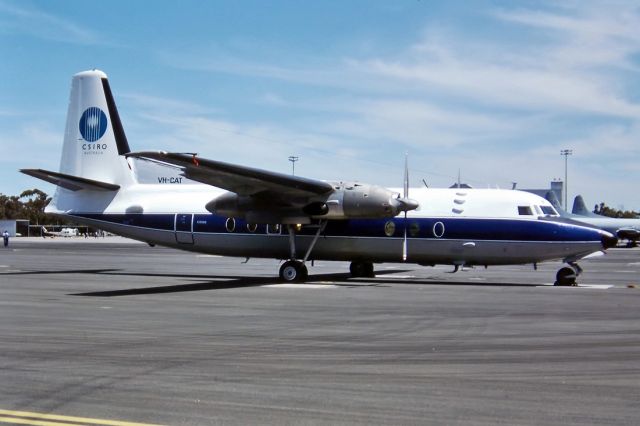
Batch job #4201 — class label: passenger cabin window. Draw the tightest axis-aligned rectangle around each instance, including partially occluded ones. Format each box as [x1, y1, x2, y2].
[541, 206, 558, 216]
[518, 206, 533, 215]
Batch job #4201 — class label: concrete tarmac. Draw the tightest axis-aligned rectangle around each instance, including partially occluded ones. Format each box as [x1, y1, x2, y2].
[1, 238, 639, 425]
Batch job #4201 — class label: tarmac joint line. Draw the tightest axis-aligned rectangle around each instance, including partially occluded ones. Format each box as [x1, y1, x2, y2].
[0, 409, 163, 426]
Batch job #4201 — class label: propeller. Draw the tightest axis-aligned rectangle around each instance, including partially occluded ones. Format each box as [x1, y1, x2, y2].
[387, 154, 418, 261]
[401, 154, 418, 261]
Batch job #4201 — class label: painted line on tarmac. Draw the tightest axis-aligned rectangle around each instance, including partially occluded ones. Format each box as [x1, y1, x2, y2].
[577, 284, 615, 289]
[0, 409, 162, 426]
[537, 284, 614, 289]
[261, 283, 335, 289]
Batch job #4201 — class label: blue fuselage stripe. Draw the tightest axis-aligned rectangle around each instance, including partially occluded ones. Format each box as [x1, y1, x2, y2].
[70, 213, 603, 242]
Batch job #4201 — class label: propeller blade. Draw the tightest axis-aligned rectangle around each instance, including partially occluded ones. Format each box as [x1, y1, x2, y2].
[402, 211, 408, 262]
[403, 153, 409, 199]
[402, 153, 409, 261]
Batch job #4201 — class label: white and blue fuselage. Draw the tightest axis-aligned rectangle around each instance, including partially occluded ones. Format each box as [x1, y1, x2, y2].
[49, 183, 612, 267]
[23, 69, 615, 284]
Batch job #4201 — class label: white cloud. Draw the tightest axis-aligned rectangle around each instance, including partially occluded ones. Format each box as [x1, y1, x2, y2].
[493, 5, 640, 72]
[144, 2, 640, 208]
[0, 1, 102, 45]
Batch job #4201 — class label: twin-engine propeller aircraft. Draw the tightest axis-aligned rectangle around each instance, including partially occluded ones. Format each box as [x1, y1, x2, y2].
[22, 70, 617, 286]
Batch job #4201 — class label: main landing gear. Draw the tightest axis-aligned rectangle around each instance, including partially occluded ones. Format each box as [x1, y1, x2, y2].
[554, 262, 583, 286]
[278, 221, 327, 282]
[279, 260, 308, 282]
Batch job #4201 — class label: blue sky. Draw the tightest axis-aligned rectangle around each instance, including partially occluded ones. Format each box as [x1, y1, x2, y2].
[1, 0, 639, 210]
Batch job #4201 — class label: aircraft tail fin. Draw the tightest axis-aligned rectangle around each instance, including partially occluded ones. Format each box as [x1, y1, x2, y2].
[23, 70, 136, 190]
[545, 191, 572, 218]
[572, 195, 600, 217]
[57, 69, 134, 186]
[22, 70, 137, 212]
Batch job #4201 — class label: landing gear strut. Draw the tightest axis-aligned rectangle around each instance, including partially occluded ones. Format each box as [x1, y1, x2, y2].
[555, 262, 582, 286]
[278, 221, 327, 283]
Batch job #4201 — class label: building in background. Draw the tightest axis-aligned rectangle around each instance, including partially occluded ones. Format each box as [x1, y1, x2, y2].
[521, 180, 563, 207]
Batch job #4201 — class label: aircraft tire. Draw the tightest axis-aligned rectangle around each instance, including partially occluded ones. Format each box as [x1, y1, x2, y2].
[349, 261, 364, 277]
[279, 260, 308, 282]
[350, 261, 375, 278]
[363, 262, 375, 278]
[555, 266, 577, 286]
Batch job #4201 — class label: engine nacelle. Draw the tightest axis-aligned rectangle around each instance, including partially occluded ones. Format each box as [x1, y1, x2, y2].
[205, 192, 313, 224]
[206, 183, 418, 223]
[205, 192, 254, 218]
[324, 183, 398, 219]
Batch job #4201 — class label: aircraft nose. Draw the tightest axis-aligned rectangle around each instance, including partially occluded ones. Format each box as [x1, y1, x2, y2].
[601, 233, 618, 249]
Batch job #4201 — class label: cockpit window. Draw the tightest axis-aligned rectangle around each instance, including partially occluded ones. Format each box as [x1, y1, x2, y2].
[518, 206, 533, 215]
[541, 205, 558, 216]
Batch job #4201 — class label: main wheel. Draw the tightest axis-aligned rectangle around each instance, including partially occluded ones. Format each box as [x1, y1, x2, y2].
[350, 261, 364, 277]
[350, 261, 375, 278]
[279, 260, 308, 282]
[363, 262, 375, 278]
[555, 266, 577, 286]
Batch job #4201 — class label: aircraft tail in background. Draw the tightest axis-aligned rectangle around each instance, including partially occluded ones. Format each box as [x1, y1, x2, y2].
[544, 191, 572, 218]
[572, 195, 601, 217]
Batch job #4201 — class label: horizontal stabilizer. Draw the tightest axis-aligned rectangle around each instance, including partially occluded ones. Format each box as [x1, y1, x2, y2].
[20, 169, 120, 192]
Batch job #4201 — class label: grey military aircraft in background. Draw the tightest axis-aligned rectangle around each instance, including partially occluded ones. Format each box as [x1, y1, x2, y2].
[546, 193, 640, 247]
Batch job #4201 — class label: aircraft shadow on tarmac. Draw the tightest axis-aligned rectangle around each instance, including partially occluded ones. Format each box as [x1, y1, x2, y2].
[2, 268, 540, 297]
[3, 268, 119, 276]
[69, 270, 389, 297]
[65, 269, 538, 297]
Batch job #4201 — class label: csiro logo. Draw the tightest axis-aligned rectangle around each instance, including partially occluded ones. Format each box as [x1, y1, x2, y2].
[79, 107, 108, 142]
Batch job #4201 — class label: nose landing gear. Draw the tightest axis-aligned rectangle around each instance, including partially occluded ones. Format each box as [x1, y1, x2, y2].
[555, 262, 583, 286]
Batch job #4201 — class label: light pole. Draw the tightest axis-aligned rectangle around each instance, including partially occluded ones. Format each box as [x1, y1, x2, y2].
[288, 156, 299, 176]
[560, 149, 572, 210]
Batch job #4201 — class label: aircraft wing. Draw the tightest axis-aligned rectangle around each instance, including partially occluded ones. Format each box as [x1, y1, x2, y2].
[126, 151, 334, 198]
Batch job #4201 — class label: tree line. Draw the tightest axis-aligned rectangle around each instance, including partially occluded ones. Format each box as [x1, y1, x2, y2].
[0, 189, 66, 224]
[593, 203, 639, 219]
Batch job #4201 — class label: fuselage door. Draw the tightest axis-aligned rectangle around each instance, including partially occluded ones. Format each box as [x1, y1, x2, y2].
[175, 213, 194, 244]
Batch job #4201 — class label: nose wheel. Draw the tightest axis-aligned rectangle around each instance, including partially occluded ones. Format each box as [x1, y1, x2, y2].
[555, 262, 582, 286]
